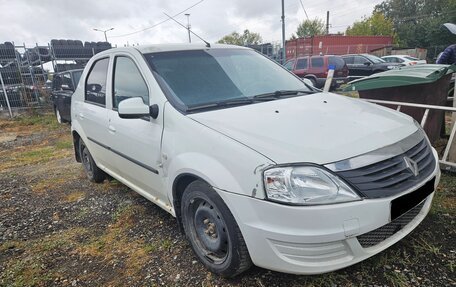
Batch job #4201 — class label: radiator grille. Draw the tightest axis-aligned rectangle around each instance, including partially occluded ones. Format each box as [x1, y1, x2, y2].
[336, 138, 435, 198]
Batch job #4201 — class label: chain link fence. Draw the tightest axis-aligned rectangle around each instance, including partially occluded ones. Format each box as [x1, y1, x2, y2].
[0, 40, 111, 117]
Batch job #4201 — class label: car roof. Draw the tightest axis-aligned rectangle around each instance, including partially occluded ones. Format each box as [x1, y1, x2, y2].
[95, 43, 249, 57]
[342, 54, 370, 57]
[382, 55, 408, 58]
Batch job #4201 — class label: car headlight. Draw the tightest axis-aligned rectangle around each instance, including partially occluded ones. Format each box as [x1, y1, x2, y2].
[263, 166, 361, 205]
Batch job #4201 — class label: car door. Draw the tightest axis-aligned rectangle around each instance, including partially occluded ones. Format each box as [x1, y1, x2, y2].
[107, 53, 166, 204]
[353, 56, 372, 76]
[78, 57, 112, 170]
[61, 72, 74, 121]
[293, 58, 308, 78]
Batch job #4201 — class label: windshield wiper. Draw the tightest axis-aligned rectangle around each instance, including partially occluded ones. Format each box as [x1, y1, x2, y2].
[252, 89, 316, 100]
[186, 97, 255, 112]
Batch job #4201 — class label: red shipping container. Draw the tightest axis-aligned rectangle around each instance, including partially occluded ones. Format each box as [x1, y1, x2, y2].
[286, 35, 393, 60]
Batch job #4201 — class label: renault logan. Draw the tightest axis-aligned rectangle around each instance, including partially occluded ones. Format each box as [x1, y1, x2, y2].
[71, 44, 440, 277]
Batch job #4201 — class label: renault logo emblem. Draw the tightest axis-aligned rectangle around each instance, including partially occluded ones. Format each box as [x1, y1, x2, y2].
[403, 157, 419, 176]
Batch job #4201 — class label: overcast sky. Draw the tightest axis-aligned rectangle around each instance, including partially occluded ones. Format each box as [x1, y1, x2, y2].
[0, 0, 383, 47]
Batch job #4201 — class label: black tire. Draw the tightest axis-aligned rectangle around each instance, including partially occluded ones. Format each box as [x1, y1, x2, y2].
[79, 139, 106, 183]
[181, 180, 252, 277]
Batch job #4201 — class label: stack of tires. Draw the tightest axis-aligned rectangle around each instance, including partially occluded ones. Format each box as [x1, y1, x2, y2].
[51, 39, 85, 59]
[0, 42, 15, 61]
[84, 41, 112, 56]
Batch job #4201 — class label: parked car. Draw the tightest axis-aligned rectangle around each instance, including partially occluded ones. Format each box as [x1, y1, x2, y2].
[71, 44, 440, 277]
[284, 55, 349, 88]
[341, 54, 401, 78]
[382, 55, 427, 65]
[50, 69, 82, 123]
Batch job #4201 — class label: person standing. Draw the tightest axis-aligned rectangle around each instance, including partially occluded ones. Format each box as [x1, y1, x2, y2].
[437, 44, 456, 64]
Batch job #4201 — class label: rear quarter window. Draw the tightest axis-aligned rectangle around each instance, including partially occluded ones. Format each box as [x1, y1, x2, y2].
[311, 57, 324, 68]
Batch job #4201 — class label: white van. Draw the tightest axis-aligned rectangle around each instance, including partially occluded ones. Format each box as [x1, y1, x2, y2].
[71, 44, 440, 277]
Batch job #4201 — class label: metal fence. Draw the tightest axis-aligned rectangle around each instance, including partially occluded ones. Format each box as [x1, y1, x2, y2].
[364, 99, 456, 172]
[0, 40, 111, 116]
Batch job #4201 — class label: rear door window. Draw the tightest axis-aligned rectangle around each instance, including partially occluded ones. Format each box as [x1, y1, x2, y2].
[354, 56, 368, 65]
[311, 57, 324, 68]
[328, 57, 345, 70]
[343, 56, 354, 64]
[85, 58, 109, 106]
[295, 58, 308, 69]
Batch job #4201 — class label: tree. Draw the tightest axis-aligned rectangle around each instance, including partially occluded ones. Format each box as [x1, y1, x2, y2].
[296, 18, 325, 37]
[217, 29, 262, 45]
[374, 0, 456, 57]
[346, 12, 397, 42]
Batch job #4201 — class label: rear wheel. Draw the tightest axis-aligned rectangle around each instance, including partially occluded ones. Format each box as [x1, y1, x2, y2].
[79, 139, 106, 183]
[181, 180, 252, 277]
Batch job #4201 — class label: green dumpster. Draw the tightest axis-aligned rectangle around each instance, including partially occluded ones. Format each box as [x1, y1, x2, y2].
[345, 64, 456, 143]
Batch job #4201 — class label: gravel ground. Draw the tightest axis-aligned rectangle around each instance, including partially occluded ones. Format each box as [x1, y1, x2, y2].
[0, 113, 455, 287]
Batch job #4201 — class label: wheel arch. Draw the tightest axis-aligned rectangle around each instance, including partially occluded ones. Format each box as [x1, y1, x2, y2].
[172, 173, 206, 232]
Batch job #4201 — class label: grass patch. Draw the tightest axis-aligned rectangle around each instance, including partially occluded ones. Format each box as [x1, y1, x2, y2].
[0, 228, 87, 287]
[412, 236, 441, 256]
[77, 204, 151, 280]
[431, 173, 456, 216]
[64, 191, 86, 202]
[32, 177, 68, 194]
[0, 144, 72, 170]
[384, 270, 410, 287]
[55, 139, 73, 150]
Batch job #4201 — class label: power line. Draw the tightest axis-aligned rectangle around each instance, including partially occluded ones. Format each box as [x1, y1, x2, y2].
[110, 0, 205, 38]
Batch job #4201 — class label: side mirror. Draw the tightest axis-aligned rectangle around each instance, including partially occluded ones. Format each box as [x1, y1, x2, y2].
[302, 78, 314, 87]
[61, 84, 74, 91]
[118, 97, 152, 119]
[363, 61, 371, 66]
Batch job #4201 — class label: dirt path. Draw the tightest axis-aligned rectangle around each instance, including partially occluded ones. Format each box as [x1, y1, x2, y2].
[0, 114, 455, 287]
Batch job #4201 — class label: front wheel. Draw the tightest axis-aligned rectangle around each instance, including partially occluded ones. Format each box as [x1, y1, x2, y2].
[181, 180, 252, 277]
[79, 139, 106, 183]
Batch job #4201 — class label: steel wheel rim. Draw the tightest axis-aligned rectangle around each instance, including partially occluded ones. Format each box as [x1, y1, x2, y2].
[188, 196, 229, 264]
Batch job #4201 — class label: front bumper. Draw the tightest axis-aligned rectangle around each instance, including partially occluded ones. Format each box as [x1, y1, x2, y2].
[216, 152, 440, 275]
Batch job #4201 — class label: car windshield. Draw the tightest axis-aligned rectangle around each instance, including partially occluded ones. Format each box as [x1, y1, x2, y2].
[145, 49, 312, 111]
[364, 54, 385, 64]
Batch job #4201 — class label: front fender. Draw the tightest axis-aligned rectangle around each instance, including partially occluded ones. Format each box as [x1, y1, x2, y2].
[165, 152, 246, 201]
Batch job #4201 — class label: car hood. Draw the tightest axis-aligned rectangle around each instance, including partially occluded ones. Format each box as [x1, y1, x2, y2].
[188, 93, 418, 165]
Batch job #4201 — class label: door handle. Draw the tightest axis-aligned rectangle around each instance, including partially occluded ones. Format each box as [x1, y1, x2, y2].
[108, 125, 116, 133]
[79, 113, 84, 119]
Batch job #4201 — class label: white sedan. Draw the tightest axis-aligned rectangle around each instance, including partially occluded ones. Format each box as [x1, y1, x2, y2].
[382, 55, 427, 66]
[71, 44, 440, 277]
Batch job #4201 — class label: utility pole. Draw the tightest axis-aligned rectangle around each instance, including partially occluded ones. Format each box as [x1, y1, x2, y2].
[93, 28, 114, 42]
[185, 13, 192, 43]
[281, 0, 286, 64]
[326, 11, 330, 35]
